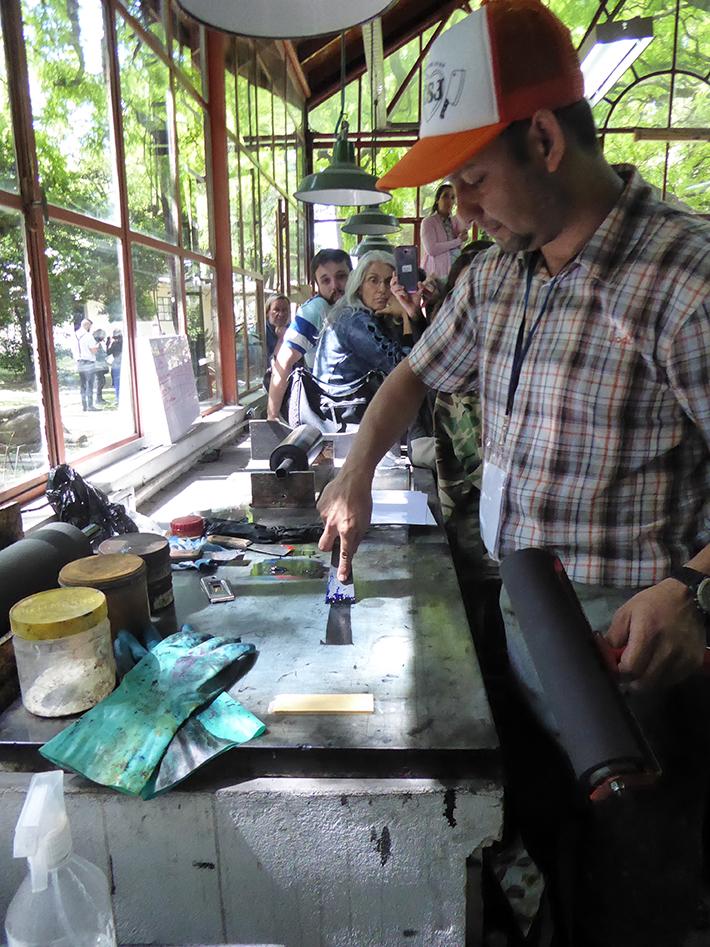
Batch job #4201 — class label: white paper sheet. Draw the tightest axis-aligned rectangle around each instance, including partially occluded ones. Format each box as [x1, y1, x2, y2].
[371, 489, 437, 526]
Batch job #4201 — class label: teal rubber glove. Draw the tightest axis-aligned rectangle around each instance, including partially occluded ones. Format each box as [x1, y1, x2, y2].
[142, 690, 265, 799]
[112, 626, 265, 798]
[40, 629, 256, 795]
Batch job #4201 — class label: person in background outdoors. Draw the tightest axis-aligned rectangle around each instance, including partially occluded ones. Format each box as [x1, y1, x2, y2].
[92, 329, 108, 405]
[311, 251, 412, 424]
[420, 182, 468, 278]
[264, 294, 291, 364]
[72, 318, 97, 412]
[267, 249, 353, 421]
[106, 327, 122, 405]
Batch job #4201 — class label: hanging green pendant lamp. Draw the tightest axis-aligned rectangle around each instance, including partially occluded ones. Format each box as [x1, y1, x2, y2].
[294, 121, 391, 207]
[354, 234, 394, 257]
[342, 206, 400, 235]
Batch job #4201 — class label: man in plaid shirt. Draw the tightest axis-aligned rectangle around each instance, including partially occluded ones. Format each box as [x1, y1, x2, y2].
[318, 2, 710, 944]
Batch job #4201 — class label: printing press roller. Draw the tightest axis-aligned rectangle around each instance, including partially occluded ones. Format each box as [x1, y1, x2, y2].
[499, 547, 661, 802]
[269, 424, 324, 479]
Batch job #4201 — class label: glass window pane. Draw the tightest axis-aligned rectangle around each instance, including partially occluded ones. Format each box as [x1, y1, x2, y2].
[244, 275, 264, 390]
[0, 16, 18, 193]
[23, 0, 117, 221]
[45, 222, 135, 458]
[175, 85, 210, 256]
[233, 272, 248, 393]
[384, 36, 420, 123]
[170, 2, 204, 96]
[117, 15, 177, 243]
[260, 176, 278, 289]
[288, 208, 299, 294]
[605, 75, 670, 129]
[236, 73, 253, 141]
[228, 142, 244, 268]
[665, 139, 710, 214]
[120, 0, 166, 47]
[225, 60, 237, 136]
[0, 209, 48, 491]
[396, 223, 415, 247]
[676, 3, 710, 76]
[184, 260, 220, 407]
[240, 164, 257, 272]
[131, 243, 180, 335]
[309, 80, 358, 134]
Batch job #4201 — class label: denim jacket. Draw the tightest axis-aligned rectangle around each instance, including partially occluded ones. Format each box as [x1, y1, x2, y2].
[313, 305, 411, 397]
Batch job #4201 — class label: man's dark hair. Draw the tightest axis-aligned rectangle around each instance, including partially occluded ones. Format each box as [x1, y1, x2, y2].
[310, 249, 353, 282]
[501, 100, 600, 163]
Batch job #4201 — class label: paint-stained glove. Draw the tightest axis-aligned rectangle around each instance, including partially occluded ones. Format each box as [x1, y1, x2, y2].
[40, 628, 258, 796]
[113, 625, 265, 798]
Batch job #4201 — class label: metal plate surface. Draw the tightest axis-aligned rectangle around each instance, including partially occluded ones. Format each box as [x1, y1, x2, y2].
[0, 526, 497, 759]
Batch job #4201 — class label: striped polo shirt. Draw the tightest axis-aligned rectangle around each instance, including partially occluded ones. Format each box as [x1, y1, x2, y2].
[282, 294, 330, 369]
[409, 166, 710, 587]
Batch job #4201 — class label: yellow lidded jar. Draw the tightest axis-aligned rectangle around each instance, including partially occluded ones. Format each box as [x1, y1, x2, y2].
[11, 587, 116, 717]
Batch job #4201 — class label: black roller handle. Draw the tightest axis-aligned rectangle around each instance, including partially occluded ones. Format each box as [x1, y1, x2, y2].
[499, 547, 660, 801]
[269, 424, 323, 479]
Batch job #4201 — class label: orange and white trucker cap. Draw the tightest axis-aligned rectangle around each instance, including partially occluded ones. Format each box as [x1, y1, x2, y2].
[378, 0, 584, 190]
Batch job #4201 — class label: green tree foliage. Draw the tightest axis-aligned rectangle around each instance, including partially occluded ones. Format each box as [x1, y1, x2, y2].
[309, 0, 709, 220]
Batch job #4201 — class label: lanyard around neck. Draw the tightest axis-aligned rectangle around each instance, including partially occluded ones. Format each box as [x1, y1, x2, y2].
[505, 258, 559, 418]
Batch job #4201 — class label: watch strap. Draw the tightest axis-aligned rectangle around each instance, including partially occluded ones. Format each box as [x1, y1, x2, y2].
[669, 568, 710, 648]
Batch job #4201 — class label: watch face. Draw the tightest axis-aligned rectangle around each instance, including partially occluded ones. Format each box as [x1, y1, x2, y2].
[697, 577, 710, 616]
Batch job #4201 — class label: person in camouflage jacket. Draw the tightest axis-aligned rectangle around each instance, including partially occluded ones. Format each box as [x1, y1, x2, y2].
[430, 242, 498, 583]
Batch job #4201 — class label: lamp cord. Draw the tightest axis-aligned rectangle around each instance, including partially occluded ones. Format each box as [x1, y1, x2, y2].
[334, 31, 347, 136]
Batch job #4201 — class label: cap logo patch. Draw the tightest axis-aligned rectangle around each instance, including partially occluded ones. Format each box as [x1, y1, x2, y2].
[424, 66, 446, 122]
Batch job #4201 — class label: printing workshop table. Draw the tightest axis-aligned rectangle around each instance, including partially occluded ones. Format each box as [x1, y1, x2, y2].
[0, 503, 502, 947]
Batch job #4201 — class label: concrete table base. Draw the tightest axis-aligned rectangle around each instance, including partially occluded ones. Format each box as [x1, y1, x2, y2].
[0, 773, 502, 947]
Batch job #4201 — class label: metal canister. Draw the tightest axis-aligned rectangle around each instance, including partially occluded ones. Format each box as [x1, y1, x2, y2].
[58, 553, 151, 640]
[98, 533, 173, 612]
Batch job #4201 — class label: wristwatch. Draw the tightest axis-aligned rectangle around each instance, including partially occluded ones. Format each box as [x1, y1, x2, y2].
[669, 567, 710, 634]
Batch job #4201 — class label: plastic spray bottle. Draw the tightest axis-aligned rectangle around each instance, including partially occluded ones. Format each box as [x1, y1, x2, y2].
[4, 770, 117, 947]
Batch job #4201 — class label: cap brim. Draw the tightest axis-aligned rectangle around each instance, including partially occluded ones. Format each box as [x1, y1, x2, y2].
[377, 123, 508, 190]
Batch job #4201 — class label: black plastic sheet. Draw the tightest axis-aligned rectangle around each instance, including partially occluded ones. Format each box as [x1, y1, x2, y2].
[46, 463, 137, 542]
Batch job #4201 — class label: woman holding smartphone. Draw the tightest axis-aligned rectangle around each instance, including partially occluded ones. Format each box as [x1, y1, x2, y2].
[311, 251, 413, 422]
[420, 182, 468, 278]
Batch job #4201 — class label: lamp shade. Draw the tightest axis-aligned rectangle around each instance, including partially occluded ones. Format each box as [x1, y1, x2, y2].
[342, 208, 400, 235]
[354, 234, 393, 257]
[176, 0, 395, 37]
[579, 17, 654, 105]
[295, 134, 391, 206]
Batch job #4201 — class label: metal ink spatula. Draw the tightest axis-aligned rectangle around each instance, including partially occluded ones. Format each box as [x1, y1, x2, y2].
[325, 539, 355, 604]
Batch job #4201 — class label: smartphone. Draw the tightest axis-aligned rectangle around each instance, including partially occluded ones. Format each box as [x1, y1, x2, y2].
[200, 576, 235, 603]
[393, 245, 419, 293]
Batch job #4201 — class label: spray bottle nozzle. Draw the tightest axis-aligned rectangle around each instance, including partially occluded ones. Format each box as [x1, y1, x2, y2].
[13, 770, 72, 893]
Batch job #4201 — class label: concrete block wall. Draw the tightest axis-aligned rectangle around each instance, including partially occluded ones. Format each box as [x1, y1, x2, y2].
[0, 774, 503, 947]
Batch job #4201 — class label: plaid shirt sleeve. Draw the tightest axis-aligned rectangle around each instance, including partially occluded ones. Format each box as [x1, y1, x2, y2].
[666, 301, 710, 442]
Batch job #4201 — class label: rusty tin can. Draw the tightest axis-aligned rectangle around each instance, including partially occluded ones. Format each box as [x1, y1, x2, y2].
[98, 533, 174, 613]
[58, 553, 151, 640]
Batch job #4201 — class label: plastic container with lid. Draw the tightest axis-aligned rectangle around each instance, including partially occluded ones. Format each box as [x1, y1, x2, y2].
[169, 514, 205, 538]
[58, 553, 151, 640]
[98, 533, 173, 612]
[10, 588, 115, 718]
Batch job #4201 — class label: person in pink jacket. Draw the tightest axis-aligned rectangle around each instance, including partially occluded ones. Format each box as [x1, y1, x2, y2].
[420, 183, 468, 277]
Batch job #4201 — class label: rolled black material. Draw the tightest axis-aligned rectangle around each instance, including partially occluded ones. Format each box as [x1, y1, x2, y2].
[269, 423, 323, 476]
[500, 547, 657, 796]
[0, 523, 92, 636]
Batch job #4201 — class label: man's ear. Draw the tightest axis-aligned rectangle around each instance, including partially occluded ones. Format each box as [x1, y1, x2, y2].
[529, 109, 565, 172]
